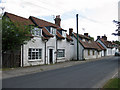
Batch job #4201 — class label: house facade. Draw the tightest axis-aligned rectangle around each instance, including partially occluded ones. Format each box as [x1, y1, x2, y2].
[3, 12, 74, 67]
[96, 35, 118, 56]
[3, 12, 118, 68]
[69, 29, 103, 60]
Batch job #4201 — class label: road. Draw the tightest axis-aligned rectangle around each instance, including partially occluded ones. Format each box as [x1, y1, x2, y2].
[2, 56, 119, 88]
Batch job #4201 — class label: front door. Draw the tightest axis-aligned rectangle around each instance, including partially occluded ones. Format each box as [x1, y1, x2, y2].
[49, 49, 53, 64]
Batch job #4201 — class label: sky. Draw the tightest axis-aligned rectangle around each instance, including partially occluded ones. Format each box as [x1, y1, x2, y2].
[0, 0, 119, 41]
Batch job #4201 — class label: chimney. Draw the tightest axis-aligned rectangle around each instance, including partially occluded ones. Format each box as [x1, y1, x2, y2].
[102, 35, 107, 40]
[54, 15, 61, 27]
[69, 28, 73, 36]
[84, 33, 88, 37]
[97, 36, 100, 39]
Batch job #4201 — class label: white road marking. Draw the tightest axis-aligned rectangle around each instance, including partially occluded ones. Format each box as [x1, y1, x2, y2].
[112, 72, 118, 78]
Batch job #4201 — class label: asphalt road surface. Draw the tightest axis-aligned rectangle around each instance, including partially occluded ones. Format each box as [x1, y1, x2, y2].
[2, 56, 119, 88]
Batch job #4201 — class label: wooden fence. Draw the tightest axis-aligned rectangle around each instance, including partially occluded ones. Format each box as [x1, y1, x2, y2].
[2, 51, 21, 68]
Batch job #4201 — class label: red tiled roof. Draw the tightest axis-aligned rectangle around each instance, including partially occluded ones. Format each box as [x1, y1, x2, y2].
[29, 16, 59, 28]
[56, 31, 65, 39]
[96, 42, 106, 50]
[42, 36, 49, 40]
[73, 33, 102, 50]
[100, 38, 113, 48]
[4, 12, 34, 26]
[42, 27, 54, 37]
[66, 34, 73, 41]
[74, 33, 90, 40]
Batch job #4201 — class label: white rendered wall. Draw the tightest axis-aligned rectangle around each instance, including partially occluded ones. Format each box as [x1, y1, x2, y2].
[23, 37, 45, 67]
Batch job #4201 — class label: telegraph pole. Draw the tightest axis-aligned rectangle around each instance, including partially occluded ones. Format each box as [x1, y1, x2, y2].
[0, 7, 5, 16]
[76, 14, 79, 60]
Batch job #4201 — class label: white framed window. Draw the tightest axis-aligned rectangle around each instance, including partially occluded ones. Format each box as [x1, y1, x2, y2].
[62, 31, 66, 37]
[57, 49, 65, 58]
[32, 27, 42, 36]
[50, 27, 56, 35]
[28, 48, 42, 60]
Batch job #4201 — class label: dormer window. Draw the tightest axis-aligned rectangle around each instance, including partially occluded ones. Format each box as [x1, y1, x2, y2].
[82, 39, 86, 42]
[50, 27, 56, 35]
[32, 27, 42, 36]
[88, 40, 91, 43]
[62, 31, 66, 37]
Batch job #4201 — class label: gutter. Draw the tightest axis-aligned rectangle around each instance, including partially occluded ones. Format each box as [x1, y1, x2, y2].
[56, 37, 58, 63]
[22, 44, 24, 67]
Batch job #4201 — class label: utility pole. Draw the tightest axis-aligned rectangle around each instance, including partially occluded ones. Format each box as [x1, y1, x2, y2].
[0, 7, 5, 16]
[76, 14, 79, 60]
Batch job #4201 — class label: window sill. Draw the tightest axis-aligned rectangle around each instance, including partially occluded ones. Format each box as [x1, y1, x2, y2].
[28, 59, 42, 62]
[57, 57, 65, 60]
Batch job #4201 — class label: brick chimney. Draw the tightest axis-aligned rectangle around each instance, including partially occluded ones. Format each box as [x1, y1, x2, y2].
[69, 28, 73, 36]
[84, 33, 88, 37]
[102, 35, 107, 40]
[54, 15, 61, 27]
[97, 36, 100, 39]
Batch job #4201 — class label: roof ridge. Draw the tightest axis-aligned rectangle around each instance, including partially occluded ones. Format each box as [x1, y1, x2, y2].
[30, 16, 59, 28]
[5, 12, 29, 20]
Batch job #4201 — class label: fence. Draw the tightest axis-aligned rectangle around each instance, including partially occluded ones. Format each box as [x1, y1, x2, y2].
[2, 51, 21, 68]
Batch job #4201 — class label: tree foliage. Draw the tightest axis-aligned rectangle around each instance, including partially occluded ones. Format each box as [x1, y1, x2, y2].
[2, 17, 33, 52]
[113, 41, 120, 45]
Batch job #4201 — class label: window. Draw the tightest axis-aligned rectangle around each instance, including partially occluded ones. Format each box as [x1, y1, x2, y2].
[50, 27, 56, 35]
[62, 31, 66, 37]
[28, 48, 42, 60]
[57, 49, 65, 58]
[32, 27, 42, 36]
[93, 51, 95, 55]
[88, 50, 90, 56]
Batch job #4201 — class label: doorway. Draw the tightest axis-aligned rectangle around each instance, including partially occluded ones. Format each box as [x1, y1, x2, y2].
[49, 49, 53, 64]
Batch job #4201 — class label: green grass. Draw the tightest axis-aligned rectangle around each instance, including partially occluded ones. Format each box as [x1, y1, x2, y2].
[103, 78, 120, 89]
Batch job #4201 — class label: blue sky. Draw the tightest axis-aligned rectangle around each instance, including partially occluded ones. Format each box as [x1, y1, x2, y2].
[0, 0, 119, 41]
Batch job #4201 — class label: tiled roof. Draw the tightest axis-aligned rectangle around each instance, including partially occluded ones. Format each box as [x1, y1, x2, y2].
[74, 33, 90, 40]
[66, 34, 73, 41]
[42, 27, 54, 37]
[96, 42, 106, 50]
[56, 31, 65, 39]
[73, 33, 102, 51]
[42, 36, 49, 40]
[29, 16, 59, 28]
[100, 38, 113, 48]
[4, 12, 34, 26]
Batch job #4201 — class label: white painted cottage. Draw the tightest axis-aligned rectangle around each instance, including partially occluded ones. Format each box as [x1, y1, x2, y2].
[69, 29, 104, 60]
[96, 35, 116, 56]
[4, 12, 74, 67]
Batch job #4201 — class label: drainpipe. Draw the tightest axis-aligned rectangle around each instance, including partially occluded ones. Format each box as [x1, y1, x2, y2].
[44, 40, 48, 64]
[56, 38, 57, 63]
[22, 44, 24, 67]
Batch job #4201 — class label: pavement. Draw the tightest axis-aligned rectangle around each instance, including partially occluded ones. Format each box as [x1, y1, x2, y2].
[2, 56, 114, 79]
[2, 56, 119, 88]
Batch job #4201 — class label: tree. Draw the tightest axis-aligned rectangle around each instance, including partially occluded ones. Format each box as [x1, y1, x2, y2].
[112, 20, 120, 36]
[2, 17, 33, 52]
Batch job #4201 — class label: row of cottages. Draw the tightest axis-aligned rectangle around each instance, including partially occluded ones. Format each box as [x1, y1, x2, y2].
[69, 29, 106, 60]
[4, 12, 74, 67]
[3, 12, 118, 67]
[96, 35, 119, 56]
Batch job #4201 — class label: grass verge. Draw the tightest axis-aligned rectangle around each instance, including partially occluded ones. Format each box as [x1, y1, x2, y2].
[103, 78, 120, 89]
